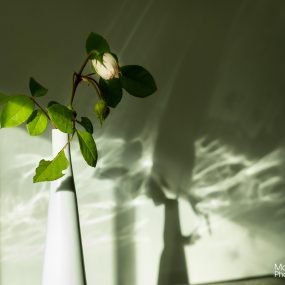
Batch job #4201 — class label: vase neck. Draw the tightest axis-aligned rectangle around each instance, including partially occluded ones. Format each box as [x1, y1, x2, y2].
[51, 129, 75, 192]
[52, 129, 69, 155]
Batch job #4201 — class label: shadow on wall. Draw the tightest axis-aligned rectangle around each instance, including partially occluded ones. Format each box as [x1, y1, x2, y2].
[93, 0, 285, 284]
[1, 0, 285, 285]
[145, 1, 245, 284]
[143, 1, 285, 285]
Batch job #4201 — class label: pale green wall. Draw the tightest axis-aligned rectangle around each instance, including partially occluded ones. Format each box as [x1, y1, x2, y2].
[1, 0, 285, 284]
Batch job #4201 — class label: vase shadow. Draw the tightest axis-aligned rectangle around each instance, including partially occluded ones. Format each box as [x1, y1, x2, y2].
[158, 199, 190, 285]
[56, 176, 76, 192]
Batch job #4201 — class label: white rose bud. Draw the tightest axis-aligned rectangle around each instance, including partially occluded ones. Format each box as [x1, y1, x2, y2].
[91, 53, 120, 80]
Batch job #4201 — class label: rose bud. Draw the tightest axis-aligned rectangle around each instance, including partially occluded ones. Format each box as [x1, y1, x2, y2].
[94, 100, 110, 125]
[91, 53, 119, 80]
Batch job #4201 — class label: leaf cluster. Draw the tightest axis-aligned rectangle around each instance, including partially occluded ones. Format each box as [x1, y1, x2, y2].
[0, 32, 157, 183]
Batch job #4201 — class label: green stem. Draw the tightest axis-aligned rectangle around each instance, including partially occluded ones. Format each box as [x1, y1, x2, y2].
[69, 53, 93, 107]
[69, 73, 81, 107]
[30, 96, 56, 128]
[54, 131, 76, 160]
[81, 75, 102, 99]
[78, 53, 93, 75]
[84, 72, 95, 77]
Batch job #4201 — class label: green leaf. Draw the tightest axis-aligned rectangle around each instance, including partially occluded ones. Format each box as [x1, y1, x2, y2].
[78, 117, 93, 134]
[47, 103, 74, 133]
[0, 93, 10, 105]
[94, 100, 110, 125]
[1, 95, 34, 127]
[26, 109, 48, 136]
[0, 93, 7, 128]
[121, 65, 157, 97]
[29, 77, 48, 97]
[76, 130, 97, 167]
[99, 78, 122, 108]
[86, 32, 110, 57]
[33, 150, 69, 183]
[47, 101, 59, 108]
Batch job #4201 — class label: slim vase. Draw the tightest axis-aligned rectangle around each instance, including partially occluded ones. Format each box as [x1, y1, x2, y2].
[42, 129, 87, 285]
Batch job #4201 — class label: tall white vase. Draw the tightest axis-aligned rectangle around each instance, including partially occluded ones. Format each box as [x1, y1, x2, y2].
[42, 129, 86, 285]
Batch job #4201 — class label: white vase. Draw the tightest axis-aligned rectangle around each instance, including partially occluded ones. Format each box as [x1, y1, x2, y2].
[42, 129, 86, 285]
